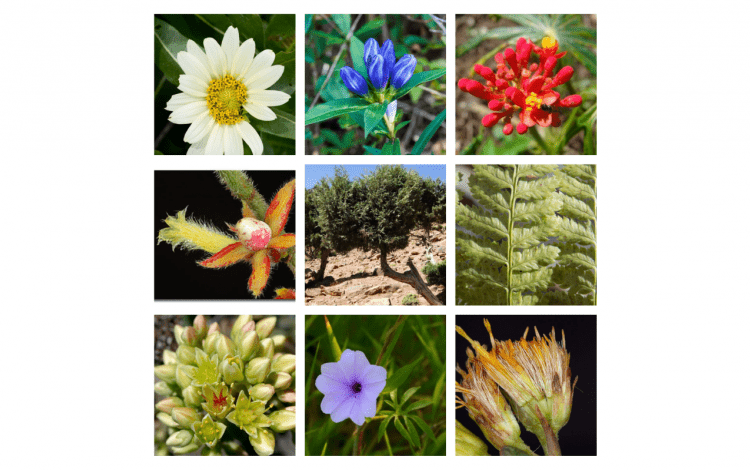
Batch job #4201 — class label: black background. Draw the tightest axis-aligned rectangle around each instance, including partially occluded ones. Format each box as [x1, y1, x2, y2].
[456, 314, 597, 456]
[154, 170, 295, 300]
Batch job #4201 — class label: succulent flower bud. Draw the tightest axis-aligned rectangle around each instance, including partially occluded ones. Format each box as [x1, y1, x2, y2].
[156, 396, 184, 414]
[259, 338, 275, 359]
[240, 330, 260, 361]
[236, 218, 272, 251]
[245, 357, 271, 384]
[242, 320, 256, 334]
[267, 371, 292, 390]
[215, 334, 237, 360]
[174, 325, 185, 346]
[171, 407, 201, 429]
[249, 383, 276, 402]
[249, 428, 275, 456]
[231, 315, 253, 341]
[175, 364, 197, 389]
[269, 410, 296, 432]
[203, 332, 220, 355]
[181, 326, 198, 346]
[193, 315, 208, 339]
[271, 334, 286, 349]
[176, 344, 196, 365]
[171, 438, 201, 455]
[162, 349, 177, 365]
[156, 411, 180, 428]
[166, 429, 193, 447]
[271, 353, 296, 374]
[255, 317, 277, 339]
[154, 380, 173, 397]
[207, 322, 220, 335]
[182, 385, 203, 407]
[340, 66, 368, 96]
[154, 364, 177, 384]
[277, 390, 295, 403]
[220, 356, 244, 385]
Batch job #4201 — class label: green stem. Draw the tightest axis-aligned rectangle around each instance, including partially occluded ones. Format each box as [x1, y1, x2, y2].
[505, 165, 518, 305]
[529, 126, 554, 155]
[376, 315, 406, 366]
[154, 75, 167, 99]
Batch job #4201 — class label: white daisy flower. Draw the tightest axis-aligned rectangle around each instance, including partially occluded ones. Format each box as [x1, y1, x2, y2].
[165, 26, 291, 155]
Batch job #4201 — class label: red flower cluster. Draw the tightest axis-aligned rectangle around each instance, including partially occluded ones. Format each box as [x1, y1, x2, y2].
[458, 37, 582, 135]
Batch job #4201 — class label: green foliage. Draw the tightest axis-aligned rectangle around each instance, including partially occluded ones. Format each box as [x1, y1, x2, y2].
[401, 294, 419, 305]
[456, 165, 596, 305]
[305, 315, 446, 456]
[422, 261, 446, 286]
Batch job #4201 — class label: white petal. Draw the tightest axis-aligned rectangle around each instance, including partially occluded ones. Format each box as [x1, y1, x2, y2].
[177, 75, 208, 98]
[245, 65, 284, 91]
[247, 90, 290, 107]
[165, 93, 201, 111]
[203, 38, 228, 78]
[221, 26, 240, 65]
[176, 51, 211, 83]
[186, 40, 211, 72]
[187, 134, 209, 154]
[205, 124, 225, 155]
[169, 101, 208, 124]
[183, 111, 213, 144]
[237, 121, 263, 155]
[231, 39, 255, 77]
[239, 49, 274, 82]
[224, 125, 244, 155]
[244, 103, 276, 121]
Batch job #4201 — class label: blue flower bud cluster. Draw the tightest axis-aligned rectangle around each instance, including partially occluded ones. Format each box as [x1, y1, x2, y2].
[340, 38, 417, 96]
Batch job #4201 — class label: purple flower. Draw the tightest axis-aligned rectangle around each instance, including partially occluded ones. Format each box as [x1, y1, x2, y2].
[314, 349, 387, 425]
[340, 66, 369, 96]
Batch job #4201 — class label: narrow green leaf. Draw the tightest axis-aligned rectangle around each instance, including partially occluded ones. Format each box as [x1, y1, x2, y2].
[354, 19, 384, 40]
[364, 102, 388, 137]
[377, 416, 392, 442]
[364, 145, 382, 155]
[332, 14, 351, 36]
[254, 109, 295, 140]
[324, 316, 342, 361]
[350, 36, 369, 83]
[404, 417, 422, 449]
[393, 69, 447, 100]
[393, 417, 417, 448]
[404, 399, 432, 413]
[154, 18, 189, 85]
[401, 386, 420, 404]
[305, 341, 320, 402]
[410, 109, 445, 155]
[382, 356, 421, 394]
[379, 317, 408, 368]
[410, 415, 436, 441]
[305, 98, 370, 125]
[305, 14, 313, 34]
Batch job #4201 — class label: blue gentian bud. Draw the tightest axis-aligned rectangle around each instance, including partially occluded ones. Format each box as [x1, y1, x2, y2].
[385, 100, 398, 121]
[363, 38, 378, 66]
[392, 54, 417, 88]
[380, 40, 395, 85]
[368, 54, 388, 90]
[340, 66, 368, 96]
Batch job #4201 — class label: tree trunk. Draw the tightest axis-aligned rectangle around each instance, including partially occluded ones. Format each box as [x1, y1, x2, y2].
[314, 248, 331, 282]
[379, 247, 443, 305]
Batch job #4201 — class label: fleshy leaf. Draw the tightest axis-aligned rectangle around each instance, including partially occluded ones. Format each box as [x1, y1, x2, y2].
[199, 242, 251, 268]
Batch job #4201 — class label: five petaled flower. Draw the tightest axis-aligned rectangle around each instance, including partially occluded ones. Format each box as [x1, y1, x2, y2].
[314, 349, 387, 426]
[458, 36, 582, 136]
[165, 26, 291, 155]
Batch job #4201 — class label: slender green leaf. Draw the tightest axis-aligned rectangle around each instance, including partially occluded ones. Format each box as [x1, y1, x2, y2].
[377, 415, 392, 442]
[382, 356, 421, 394]
[393, 417, 417, 448]
[401, 386, 420, 404]
[364, 102, 388, 137]
[324, 316, 342, 361]
[393, 69, 446, 100]
[379, 317, 407, 367]
[404, 417, 421, 449]
[332, 14, 351, 36]
[305, 14, 313, 34]
[350, 36, 369, 83]
[404, 399, 432, 413]
[410, 109, 446, 155]
[305, 98, 369, 125]
[154, 18, 189, 85]
[354, 19, 384, 40]
[410, 415, 436, 441]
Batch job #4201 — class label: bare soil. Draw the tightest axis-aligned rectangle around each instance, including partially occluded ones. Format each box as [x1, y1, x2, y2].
[304, 224, 446, 305]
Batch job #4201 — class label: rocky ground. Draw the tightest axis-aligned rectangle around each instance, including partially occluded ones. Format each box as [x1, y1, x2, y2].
[304, 224, 446, 306]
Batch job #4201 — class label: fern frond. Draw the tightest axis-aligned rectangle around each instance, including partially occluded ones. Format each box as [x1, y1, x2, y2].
[554, 217, 596, 246]
[511, 269, 555, 292]
[456, 204, 509, 240]
[515, 197, 563, 223]
[515, 176, 558, 200]
[512, 225, 553, 250]
[511, 245, 561, 272]
[559, 252, 596, 271]
[473, 165, 513, 192]
[457, 237, 508, 266]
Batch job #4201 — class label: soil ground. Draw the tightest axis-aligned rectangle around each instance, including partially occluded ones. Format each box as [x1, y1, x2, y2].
[304, 224, 446, 305]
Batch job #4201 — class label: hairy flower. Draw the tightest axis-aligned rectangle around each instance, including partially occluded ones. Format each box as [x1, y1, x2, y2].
[458, 36, 581, 135]
[457, 321, 576, 442]
[165, 26, 291, 155]
[314, 349, 387, 425]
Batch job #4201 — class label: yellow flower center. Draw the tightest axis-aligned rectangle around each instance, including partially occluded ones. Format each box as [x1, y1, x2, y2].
[206, 75, 247, 125]
[525, 92, 542, 111]
[542, 36, 557, 49]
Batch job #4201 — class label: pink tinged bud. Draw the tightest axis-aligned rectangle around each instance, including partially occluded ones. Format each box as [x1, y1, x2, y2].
[559, 95, 583, 107]
[474, 64, 496, 82]
[207, 322, 220, 335]
[551, 66, 575, 87]
[236, 218, 271, 251]
[181, 326, 198, 346]
[517, 123, 529, 134]
[193, 315, 207, 338]
[482, 113, 502, 128]
[278, 390, 296, 403]
[503, 123, 514, 135]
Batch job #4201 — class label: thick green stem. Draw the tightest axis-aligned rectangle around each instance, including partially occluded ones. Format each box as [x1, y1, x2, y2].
[529, 126, 554, 155]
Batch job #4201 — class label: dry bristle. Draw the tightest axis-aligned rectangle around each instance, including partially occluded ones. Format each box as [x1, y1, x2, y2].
[534, 325, 541, 340]
[522, 326, 530, 339]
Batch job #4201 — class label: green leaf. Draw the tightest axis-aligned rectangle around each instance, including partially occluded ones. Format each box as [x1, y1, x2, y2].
[349, 36, 369, 84]
[393, 417, 418, 448]
[225, 14, 264, 50]
[364, 145, 382, 155]
[410, 109, 445, 155]
[404, 399, 432, 413]
[404, 417, 421, 449]
[305, 14, 313, 34]
[382, 139, 402, 155]
[305, 98, 369, 125]
[393, 69, 446, 100]
[379, 317, 407, 367]
[410, 415, 436, 441]
[155, 150, 164, 155]
[354, 19, 384, 40]
[266, 14, 294, 42]
[324, 316, 342, 361]
[268, 50, 295, 95]
[364, 102, 388, 137]
[154, 18, 189, 86]
[311, 30, 345, 45]
[331, 14, 351, 36]
[382, 357, 421, 394]
[254, 109, 295, 140]
[377, 416, 392, 442]
[401, 386, 420, 404]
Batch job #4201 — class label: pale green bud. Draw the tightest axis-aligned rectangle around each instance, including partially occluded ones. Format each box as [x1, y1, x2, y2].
[155, 397, 184, 414]
[162, 349, 177, 365]
[240, 331, 260, 361]
[271, 334, 286, 349]
[203, 332, 220, 356]
[249, 384, 275, 402]
[154, 381, 173, 397]
[223, 440, 243, 455]
[285, 406, 296, 413]
[193, 315, 207, 339]
[249, 427, 275, 456]
[207, 322, 220, 335]
[269, 410, 296, 432]
[181, 326, 199, 347]
[166, 429, 193, 447]
[271, 354, 296, 374]
[456, 421, 490, 456]
[182, 385, 203, 407]
[176, 365, 197, 389]
[171, 436, 201, 455]
[259, 338, 275, 359]
[231, 315, 253, 341]
[267, 372, 292, 390]
[255, 317, 276, 340]
[176, 345, 196, 365]
[215, 334, 236, 360]
[220, 356, 244, 385]
[245, 357, 271, 384]
[154, 364, 177, 384]
[174, 325, 185, 346]
[171, 407, 200, 429]
[156, 412, 179, 428]
[278, 390, 295, 403]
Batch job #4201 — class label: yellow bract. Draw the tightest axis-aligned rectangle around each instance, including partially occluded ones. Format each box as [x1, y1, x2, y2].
[158, 208, 238, 254]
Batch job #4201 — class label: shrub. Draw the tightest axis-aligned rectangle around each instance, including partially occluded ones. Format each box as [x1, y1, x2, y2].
[422, 260, 446, 285]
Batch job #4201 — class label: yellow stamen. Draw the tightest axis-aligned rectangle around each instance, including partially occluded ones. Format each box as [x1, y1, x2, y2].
[206, 75, 247, 125]
[525, 92, 543, 112]
[542, 36, 557, 49]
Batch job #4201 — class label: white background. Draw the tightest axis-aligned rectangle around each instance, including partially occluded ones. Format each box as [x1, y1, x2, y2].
[2, 0, 748, 467]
